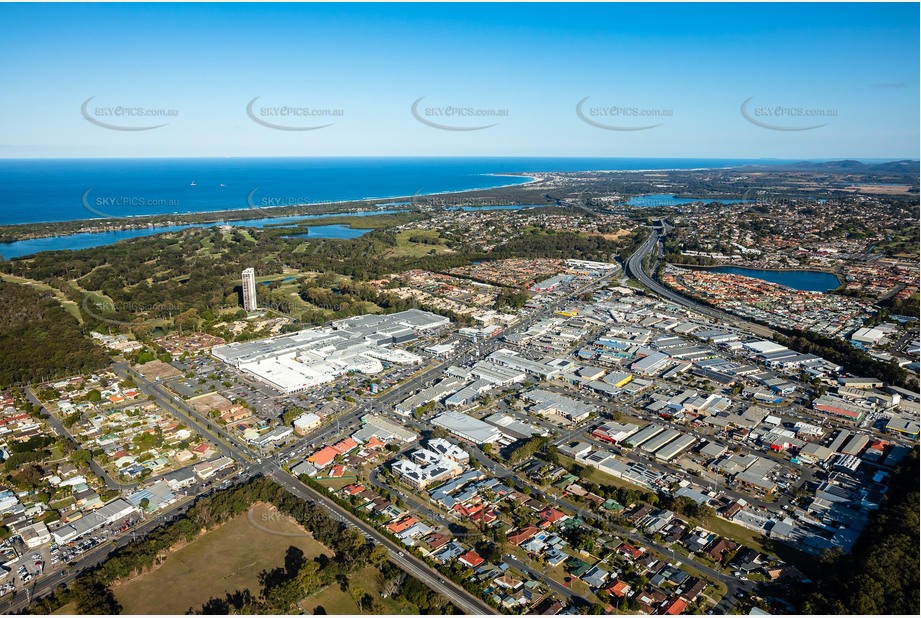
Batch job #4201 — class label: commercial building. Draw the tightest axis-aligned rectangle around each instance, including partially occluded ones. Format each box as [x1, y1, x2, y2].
[17, 522, 51, 549]
[592, 422, 639, 444]
[487, 349, 562, 380]
[127, 480, 176, 512]
[251, 425, 293, 448]
[192, 456, 235, 480]
[392, 442, 467, 490]
[397, 378, 465, 415]
[353, 415, 418, 444]
[242, 267, 258, 311]
[293, 412, 322, 434]
[531, 275, 571, 292]
[52, 499, 139, 544]
[212, 309, 442, 394]
[522, 389, 594, 423]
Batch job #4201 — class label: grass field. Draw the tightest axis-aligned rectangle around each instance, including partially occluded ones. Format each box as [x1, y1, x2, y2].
[112, 503, 331, 614]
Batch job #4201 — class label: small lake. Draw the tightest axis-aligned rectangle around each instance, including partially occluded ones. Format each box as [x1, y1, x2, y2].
[626, 194, 748, 207]
[0, 209, 402, 260]
[710, 266, 840, 292]
[282, 225, 368, 240]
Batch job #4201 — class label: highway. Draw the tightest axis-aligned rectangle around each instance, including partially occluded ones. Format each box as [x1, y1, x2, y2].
[626, 227, 777, 339]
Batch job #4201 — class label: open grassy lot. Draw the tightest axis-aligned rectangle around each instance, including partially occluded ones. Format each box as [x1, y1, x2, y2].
[382, 229, 454, 258]
[297, 565, 417, 615]
[113, 503, 331, 614]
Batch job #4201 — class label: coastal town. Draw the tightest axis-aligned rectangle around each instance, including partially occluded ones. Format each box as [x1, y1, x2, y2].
[0, 173, 917, 614]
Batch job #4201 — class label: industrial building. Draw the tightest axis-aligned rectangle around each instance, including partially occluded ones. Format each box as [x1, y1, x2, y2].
[638, 428, 681, 454]
[654, 434, 696, 462]
[431, 411, 503, 444]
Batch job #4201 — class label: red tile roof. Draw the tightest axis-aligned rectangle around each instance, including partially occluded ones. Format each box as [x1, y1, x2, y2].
[458, 550, 485, 568]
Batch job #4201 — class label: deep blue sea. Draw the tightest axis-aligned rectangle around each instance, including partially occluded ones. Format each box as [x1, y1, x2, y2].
[0, 157, 775, 226]
[0, 157, 781, 258]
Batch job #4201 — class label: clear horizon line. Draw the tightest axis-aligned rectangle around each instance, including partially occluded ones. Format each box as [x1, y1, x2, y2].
[0, 155, 917, 162]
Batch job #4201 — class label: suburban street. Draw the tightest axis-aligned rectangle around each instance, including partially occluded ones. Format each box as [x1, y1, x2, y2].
[13, 237, 755, 615]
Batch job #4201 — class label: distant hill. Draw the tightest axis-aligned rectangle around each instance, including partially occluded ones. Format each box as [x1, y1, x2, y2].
[741, 159, 919, 177]
[791, 159, 919, 174]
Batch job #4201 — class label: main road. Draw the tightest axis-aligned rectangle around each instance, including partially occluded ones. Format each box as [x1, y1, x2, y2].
[265, 465, 497, 615]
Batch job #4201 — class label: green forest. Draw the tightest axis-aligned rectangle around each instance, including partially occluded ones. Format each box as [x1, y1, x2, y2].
[0, 280, 109, 387]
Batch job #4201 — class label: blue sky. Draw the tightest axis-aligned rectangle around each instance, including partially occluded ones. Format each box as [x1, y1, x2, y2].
[0, 2, 917, 158]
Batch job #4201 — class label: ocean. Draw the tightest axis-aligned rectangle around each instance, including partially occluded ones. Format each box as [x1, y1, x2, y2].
[0, 157, 774, 226]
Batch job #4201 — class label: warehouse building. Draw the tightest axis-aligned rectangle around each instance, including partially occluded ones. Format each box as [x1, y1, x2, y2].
[432, 411, 503, 444]
[813, 395, 867, 422]
[655, 434, 696, 462]
[638, 428, 682, 454]
[624, 424, 665, 449]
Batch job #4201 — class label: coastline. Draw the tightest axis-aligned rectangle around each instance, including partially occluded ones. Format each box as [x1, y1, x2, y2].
[0, 173, 543, 245]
